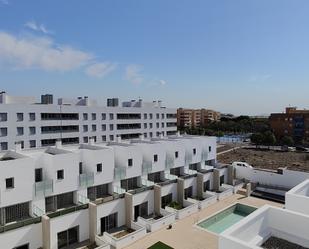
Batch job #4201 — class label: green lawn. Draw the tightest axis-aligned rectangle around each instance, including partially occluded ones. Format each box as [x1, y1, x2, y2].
[148, 241, 174, 249]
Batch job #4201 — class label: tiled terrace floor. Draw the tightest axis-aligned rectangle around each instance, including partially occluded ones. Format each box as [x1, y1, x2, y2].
[125, 194, 283, 249]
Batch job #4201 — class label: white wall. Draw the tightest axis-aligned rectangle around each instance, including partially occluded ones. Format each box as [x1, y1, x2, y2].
[161, 183, 178, 202]
[132, 190, 154, 216]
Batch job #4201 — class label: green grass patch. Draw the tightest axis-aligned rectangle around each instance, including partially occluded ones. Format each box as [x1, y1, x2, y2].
[148, 241, 174, 249]
[168, 201, 182, 210]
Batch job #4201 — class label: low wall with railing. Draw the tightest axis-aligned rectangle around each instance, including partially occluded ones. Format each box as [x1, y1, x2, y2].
[137, 209, 176, 232]
[165, 199, 199, 220]
[198, 192, 218, 210]
[102, 222, 146, 249]
[95, 235, 111, 249]
[217, 187, 233, 200]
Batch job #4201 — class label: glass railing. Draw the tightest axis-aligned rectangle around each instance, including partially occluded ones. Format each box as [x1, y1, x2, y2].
[201, 149, 208, 161]
[165, 154, 174, 169]
[142, 161, 152, 174]
[184, 168, 197, 175]
[113, 185, 126, 195]
[47, 204, 88, 219]
[164, 172, 178, 180]
[79, 172, 94, 188]
[141, 178, 155, 187]
[0, 216, 41, 234]
[34, 179, 53, 197]
[114, 167, 126, 181]
[185, 152, 193, 165]
[77, 193, 90, 204]
[32, 205, 45, 217]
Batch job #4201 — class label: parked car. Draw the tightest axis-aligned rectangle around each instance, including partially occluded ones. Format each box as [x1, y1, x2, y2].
[232, 161, 253, 168]
[295, 146, 308, 152]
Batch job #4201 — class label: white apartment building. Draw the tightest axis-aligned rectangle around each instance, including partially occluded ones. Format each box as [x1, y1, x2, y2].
[0, 133, 228, 249]
[0, 92, 177, 151]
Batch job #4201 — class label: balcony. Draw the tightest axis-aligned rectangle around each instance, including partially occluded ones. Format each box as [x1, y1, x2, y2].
[34, 179, 53, 197]
[165, 154, 174, 169]
[79, 172, 94, 188]
[0, 216, 41, 234]
[142, 161, 152, 174]
[114, 167, 126, 181]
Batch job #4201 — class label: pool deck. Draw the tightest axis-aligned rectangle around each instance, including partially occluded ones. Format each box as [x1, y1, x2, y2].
[125, 194, 283, 249]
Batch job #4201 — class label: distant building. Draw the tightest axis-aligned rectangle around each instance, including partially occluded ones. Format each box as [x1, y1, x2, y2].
[177, 108, 221, 128]
[270, 107, 309, 142]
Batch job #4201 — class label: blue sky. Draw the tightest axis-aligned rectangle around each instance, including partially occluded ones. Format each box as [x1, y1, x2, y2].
[0, 0, 308, 115]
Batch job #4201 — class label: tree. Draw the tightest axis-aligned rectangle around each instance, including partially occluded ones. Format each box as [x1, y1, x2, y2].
[250, 133, 264, 147]
[281, 136, 294, 146]
[263, 131, 276, 147]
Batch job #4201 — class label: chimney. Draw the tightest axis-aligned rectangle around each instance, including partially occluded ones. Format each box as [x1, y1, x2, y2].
[116, 135, 122, 143]
[15, 141, 22, 152]
[55, 139, 62, 148]
[89, 137, 95, 145]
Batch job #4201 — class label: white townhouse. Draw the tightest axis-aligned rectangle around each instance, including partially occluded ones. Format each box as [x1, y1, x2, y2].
[0, 134, 233, 249]
[0, 92, 177, 151]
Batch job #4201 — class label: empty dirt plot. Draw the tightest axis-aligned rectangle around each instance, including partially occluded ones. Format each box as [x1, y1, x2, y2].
[217, 148, 309, 172]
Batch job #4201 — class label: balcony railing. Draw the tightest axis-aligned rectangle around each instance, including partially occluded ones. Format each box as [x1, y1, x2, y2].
[142, 161, 152, 174]
[79, 172, 94, 188]
[141, 178, 155, 187]
[33, 205, 45, 217]
[185, 152, 193, 165]
[113, 185, 126, 195]
[0, 216, 41, 234]
[34, 179, 53, 197]
[165, 154, 174, 169]
[114, 167, 126, 181]
[47, 204, 88, 219]
[77, 193, 90, 204]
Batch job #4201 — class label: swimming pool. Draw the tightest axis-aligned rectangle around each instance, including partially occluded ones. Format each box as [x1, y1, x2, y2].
[197, 203, 257, 234]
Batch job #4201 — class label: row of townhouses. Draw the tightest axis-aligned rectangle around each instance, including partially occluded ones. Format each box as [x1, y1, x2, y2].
[0, 133, 242, 249]
[0, 92, 177, 151]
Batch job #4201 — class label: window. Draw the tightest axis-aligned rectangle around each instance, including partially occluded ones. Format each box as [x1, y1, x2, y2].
[149, 113, 153, 119]
[209, 146, 211, 152]
[144, 113, 147, 119]
[0, 127, 7, 137]
[109, 124, 114, 131]
[83, 137, 88, 143]
[109, 135, 114, 141]
[79, 162, 83, 174]
[102, 135, 106, 141]
[102, 113, 106, 120]
[101, 124, 106, 131]
[149, 132, 153, 138]
[29, 126, 36, 135]
[92, 113, 96, 120]
[83, 125, 88, 132]
[154, 154, 158, 162]
[156, 123, 159, 128]
[161, 113, 164, 119]
[144, 133, 147, 138]
[128, 158, 133, 167]
[161, 122, 164, 128]
[97, 163, 102, 172]
[109, 113, 114, 120]
[149, 123, 153, 129]
[57, 170, 64, 180]
[83, 113, 88, 120]
[92, 124, 96, 132]
[156, 113, 160, 119]
[144, 123, 147, 129]
[193, 148, 196, 155]
[35, 168, 43, 182]
[204, 180, 210, 192]
[0, 112, 7, 121]
[29, 113, 35, 121]
[175, 151, 179, 158]
[1, 142, 8, 150]
[17, 113, 23, 121]
[6, 177, 14, 189]
[29, 140, 36, 148]
[17, 127, 24, 136]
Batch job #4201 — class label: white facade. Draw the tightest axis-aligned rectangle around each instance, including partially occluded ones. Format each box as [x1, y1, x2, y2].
[0, 134, 219, 249]
[0, 92, 177, 151]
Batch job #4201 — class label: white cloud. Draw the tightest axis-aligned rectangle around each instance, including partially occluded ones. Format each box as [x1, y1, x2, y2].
[249, 74, 272, 82]
[159, 79, 167, 85]
[125, 64, 143, 84]
[85, 62, 117, 78]
[24, 20, 53, 34]
[0, 0, 9, 5]
[0, 31, 93, 72]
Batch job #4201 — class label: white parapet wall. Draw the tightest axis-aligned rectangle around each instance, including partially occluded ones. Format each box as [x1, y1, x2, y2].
[198, 192, 218, 210]
[219, 205, 309, 249]
[217, 187, 233, 201]
[165, 199, 199, 220]
[285, 179, 309, 216]
[102, 221, 147, 249]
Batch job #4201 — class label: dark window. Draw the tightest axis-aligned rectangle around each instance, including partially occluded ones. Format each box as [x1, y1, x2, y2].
[92, 113, 96, 120]
[209, 146, 211, 152]
[35, 168, 43, 182]
[154, 154, 158, 162]
[6, 177, 14, 188]
[161, 193, 173, 208]
[79, 162, 83, 174]
[128, 158, 133, 167]
[193, 148, 196, 155]
[57, 170, 64, 180]
[29, 113, 35, 121]
[97, 163, 102, 172]
[175, 151, 179, 158]
[203, 180, 210, 192]
[184, 186, 193, 199]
